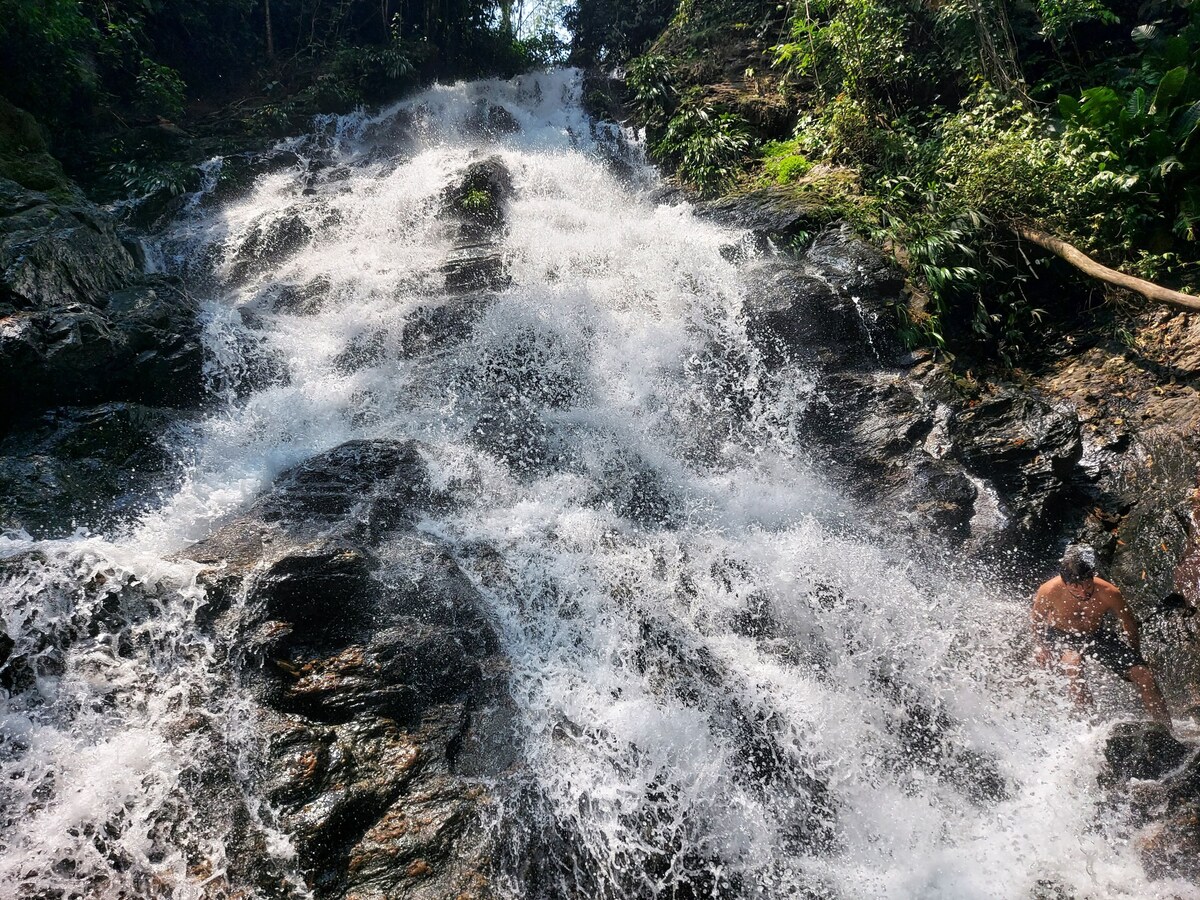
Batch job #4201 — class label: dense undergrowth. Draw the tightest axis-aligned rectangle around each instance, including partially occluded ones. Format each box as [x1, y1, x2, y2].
[593, 0, 1200, 364]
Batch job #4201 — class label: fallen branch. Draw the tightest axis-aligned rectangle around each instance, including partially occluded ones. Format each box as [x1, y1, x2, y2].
[1014, 225, 1200, 314]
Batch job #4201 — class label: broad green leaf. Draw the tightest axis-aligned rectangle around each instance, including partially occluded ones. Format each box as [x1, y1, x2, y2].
[1156, 155, 1183, 178]
[1057, 93, 1080, 120]
[1079, 86, 1123, 127]
[1172, 100, 1200, 143]
[1147, 128, 1174, 159]
[1151, 66, 1189, 116]
[1128, 87, 1148, 119]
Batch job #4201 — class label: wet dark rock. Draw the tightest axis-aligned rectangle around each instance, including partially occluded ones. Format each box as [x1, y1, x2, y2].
[636, 616, 841, 853]
[182, 439, 513, 898]
[742, 251, 899, 372]
[698, 187, 821, 244]
[267, 276, 333, 316]
[470, 405, 559, 474]
[872, 671, 1008, 803]
[228, 210, 315, 283]
[333, 330, 387, 374]
[0, 98, 71, 194]
[120, 167, 205, 231]
[1, 178, 138, 312]
[227, 310, 291, 395]
[466, 102, 521, 138]
[442, 244, 510, 292]
[944, 389, 1083, 534]
[360, 111, 415, 153]
[740, 227, 1081, 551]
[472, 324, 586, 410]
[593, 457, 676, 528]
[0, 403, 176, 536]
[1099, 721, 1200, 882]
[0, 278, 203, 426]
[443, 156, 514, 234]
[105, 282, 206, 404]
[804, 224, 905, 302]
[1104, 722, 1190, 782]
[1, 173, 206, 441]
[204, 150, 303, 207]
[400, 294, 492, 357]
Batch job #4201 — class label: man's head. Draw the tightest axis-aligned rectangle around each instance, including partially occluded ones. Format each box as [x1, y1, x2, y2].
[1059, 545, 1097, 585]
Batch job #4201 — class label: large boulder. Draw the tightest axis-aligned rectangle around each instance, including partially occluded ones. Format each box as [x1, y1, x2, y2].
[1100, 722, 1200, 882]
[182, 439, 516, 899]
[227, 208, 318, 283]
[739, 227, 1085, 554]
[741, 227, 904, 372]
[942, 388, 1084, 535]
[1, 179, 139, 312]
[442, 156, 514, 236]
[0, 279, 204, 425]
[1, 176, 206, 432]
[698, 186, 821, 244]
[0, 98, 71, 194]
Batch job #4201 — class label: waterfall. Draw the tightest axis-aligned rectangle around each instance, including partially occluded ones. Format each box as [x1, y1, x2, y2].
[0, 69, 1191, 900]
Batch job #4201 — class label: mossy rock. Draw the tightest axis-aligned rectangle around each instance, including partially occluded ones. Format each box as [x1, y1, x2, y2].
[0, 97, 70, 195]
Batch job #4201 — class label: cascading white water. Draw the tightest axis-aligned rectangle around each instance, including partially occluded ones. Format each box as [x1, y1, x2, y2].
[0, 69, 1193, 899]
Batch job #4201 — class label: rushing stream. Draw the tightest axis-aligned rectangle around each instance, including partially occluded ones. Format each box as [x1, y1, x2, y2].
[0, 69, 1193, 899]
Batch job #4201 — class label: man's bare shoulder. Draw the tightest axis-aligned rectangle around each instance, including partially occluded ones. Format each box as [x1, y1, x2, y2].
[1095, 577, 1125, 604]
[1035, 576, 1063, 597]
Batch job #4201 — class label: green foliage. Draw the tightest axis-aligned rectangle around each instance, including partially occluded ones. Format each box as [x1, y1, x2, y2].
[1035, 0, 1117, 42]
[793, 94, 907, 170]
[772, 0, 929, 109]
[135, 59, 187, 119]
[567, 0, 675, 67]
[1057, 58, 1200, 243]
[627, 54, 675, 128]
[460, 188, 492, 211]
[656, 98, 754, 194]
[327, 25, 417, 107]
[109, 159, 196, 197]
[760, 139, 811, 184]
[0, 0, 554, 150]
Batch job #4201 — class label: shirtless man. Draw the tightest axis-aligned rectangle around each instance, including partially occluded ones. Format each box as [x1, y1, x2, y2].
[1032, 545, 1171, 725]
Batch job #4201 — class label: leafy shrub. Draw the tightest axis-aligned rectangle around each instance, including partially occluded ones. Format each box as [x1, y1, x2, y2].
[135, 58, 186, 119]
[656, 99, 754, 194]
[772, 0, 926, 107]
[794, 94, 903, 170]
[627, 54, 675, 128]
[109, 159, 196, 197]
[460, 188, 492, 212]
[328, 18, 416, 105]
[1035, 0, 1117, 41]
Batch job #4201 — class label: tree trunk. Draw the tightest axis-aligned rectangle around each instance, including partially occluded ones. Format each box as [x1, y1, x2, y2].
[1014, 225, 1200, 314]
[265, 0, 275, 59]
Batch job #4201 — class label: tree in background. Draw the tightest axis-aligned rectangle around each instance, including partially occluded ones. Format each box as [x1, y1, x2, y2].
[566, 0, 675, 67]
[0, 0, 564, 154]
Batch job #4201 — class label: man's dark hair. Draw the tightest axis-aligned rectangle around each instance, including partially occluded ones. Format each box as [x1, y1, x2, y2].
[1059, 545, 1097, 584]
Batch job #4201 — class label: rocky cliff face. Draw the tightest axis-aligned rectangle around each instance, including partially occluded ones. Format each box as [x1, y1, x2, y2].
[0, 174, 206, 535]
[716, 198, 1200, 695]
